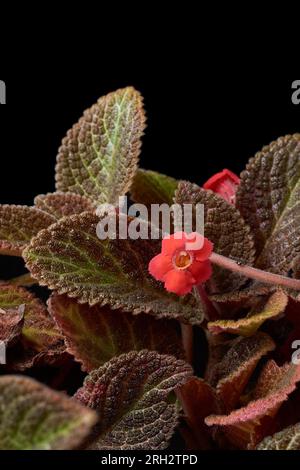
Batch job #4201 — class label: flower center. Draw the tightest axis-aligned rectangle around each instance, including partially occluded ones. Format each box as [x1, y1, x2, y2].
[173, 250, 193, 270]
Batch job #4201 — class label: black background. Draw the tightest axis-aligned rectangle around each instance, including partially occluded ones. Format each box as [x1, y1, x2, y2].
[0, 76, 298, 205]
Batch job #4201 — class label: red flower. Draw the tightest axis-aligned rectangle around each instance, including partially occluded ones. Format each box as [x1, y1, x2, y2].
[149, 232, 213, 296]
[203, 169, 240, 204]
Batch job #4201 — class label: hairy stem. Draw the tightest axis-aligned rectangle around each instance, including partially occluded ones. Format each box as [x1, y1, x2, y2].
[210, 252, 300, 291]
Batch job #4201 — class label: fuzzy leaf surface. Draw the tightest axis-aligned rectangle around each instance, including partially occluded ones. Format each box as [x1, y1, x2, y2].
[256, 423, 300, 450]
[55, 87, 146, 205]
[34, 192, 95, 220]
[48, 294, 183, 372]
[0, 376, 97, 449]
[206, 360, 300, 427]
[0, 205, 55, 256]
[207, 333, 275, 411]
[236, 134, 300, 275]
[75, 350, 192, 450]
[24, 213, 203, 325]
[208, 291, 288, 336]
[0, 305, 24, 346]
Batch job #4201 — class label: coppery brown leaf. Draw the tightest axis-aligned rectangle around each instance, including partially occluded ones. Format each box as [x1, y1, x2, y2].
[75, 350, 192, 449]
[48, 294, 183, 372]
[0, 205, 55, 256]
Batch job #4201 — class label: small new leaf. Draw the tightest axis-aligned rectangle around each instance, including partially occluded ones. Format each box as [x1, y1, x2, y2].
[55, 87, 146, 205]
[0, 376, 97, 450]
[208, 291, 288, 336]
[75, 350, 193, 450]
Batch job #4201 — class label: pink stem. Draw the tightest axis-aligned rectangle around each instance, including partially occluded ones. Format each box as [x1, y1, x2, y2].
[196, 285, 219, 321]
[210, 252, 300, 291]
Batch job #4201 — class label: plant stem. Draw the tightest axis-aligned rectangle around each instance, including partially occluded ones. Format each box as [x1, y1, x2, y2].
[181, 323, 193, 364]
[210, 252, 300, 291]
[196, 285, 219, 321]
[6, 272, 37, 287]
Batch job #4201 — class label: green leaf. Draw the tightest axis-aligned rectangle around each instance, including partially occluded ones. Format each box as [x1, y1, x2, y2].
[34, 192, 95, 220]
[55, 87, 146, 205]
[0, 205, 55, 256]
[23, 212, 203, 325]
[256, 423, 300, 450]
[75, 350, 193, 450]
[49, 294, 183, 372]
[208, 290, 288, 336]
[236, 134, 300, 275]
[130, 169, 179, 206]
[0, 375, 97, 449]
[175, 181, 255, 292]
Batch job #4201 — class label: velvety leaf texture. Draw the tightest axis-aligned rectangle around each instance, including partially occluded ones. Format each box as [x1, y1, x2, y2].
[209, 283, 275, 303]
[256, 423, 300, 450]
[0, 285, 62, 351]
[206, 360, 300, 427]
[75, 350, 193, 450]
[55, 87, 146, 205]
[48, 294, 183, 372]
[34, 192, 95, 220]
[207, 333, 275, 411]
[208, 291, 288, 336]
[236, 134, 300, 276]
[23, 212, 203, 325]
[0, 376, 97, 449]
[130, 169, 179, 206]
[0, 305, 24, 346]
[0, 205, 55, 256]
[175, 181, 255, 291]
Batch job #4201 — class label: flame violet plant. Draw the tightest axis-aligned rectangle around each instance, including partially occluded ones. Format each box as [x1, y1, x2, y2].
[0, 87, 299, 451]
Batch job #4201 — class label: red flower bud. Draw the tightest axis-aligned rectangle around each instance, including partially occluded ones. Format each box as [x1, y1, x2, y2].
[203, 169, 240, 205]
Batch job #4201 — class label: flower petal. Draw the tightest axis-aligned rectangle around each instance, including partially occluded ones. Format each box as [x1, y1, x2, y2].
[164, 270, 195, 296]
[194, 237, 214, 261]
[188, 260, 212, 284]
[203, 169, 240, 190]
[148, 254, 173, 281]
[162, 232, 186, 256]
[203, 169, 240, 205]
